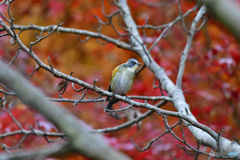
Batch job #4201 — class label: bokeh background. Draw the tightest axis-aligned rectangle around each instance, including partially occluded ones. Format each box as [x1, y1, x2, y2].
[0, 0, 240, 159]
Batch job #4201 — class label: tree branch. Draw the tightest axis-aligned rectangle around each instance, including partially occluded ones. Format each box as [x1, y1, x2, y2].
[0, 60, 131, 160]
[1, 1, 240, 157]
[116, 0, 240, 158]
[4, 24, 133, 50]
[176, 5, 207, 88]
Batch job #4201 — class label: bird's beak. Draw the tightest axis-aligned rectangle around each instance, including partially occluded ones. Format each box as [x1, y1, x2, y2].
[137, 62, 141, 66]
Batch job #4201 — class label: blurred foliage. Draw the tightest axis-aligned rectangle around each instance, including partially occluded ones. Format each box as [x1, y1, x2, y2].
[0, 0, 240, 159]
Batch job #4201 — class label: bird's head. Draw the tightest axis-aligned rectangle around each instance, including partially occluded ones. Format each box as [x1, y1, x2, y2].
[123, 58, 141, 72]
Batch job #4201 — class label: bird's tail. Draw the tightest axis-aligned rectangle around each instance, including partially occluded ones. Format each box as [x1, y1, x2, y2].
[105, 99, 120, 119]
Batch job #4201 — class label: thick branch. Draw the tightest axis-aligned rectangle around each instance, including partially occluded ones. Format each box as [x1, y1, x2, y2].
[117, 0, 240, 157]
[0, 60, 131, 160]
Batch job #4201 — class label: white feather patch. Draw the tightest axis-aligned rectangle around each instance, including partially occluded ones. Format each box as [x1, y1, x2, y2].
[126, 64, 139, 72]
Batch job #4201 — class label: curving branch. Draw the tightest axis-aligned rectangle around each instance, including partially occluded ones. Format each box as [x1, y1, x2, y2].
[137, 5, 198, 30]
[131, 121, 180, 152]
[6, 48, 21, 67]
[148, 4, 199, 52]
[136, 0, 175, 7]
[0, 129, 65, 139]
[4, 24, 133, 50]
[92, 100, 168, 133]
[29, 22, 64, 53]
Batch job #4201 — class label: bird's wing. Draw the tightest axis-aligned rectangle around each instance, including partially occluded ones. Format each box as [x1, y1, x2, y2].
[108, 65, 120, 92]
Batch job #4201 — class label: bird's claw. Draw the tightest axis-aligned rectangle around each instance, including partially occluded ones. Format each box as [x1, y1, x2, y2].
[124, 94, 130, 101]
[112, 92, 116, 98]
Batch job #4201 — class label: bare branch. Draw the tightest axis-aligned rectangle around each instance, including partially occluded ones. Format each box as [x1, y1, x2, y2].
[86, 92, 102, 100]
[73, 89, 88, 106]
[48, 56, 54, 71]
[149, 24, 172, 52]
[135, 64, 145, 75]
[178, 0, 191, 34]
[0, 129, 65, 139]
[29, 22, 64, 53]
[105, 104, 133, 113]
[77, 34, 92, 43]
[7, 0, 16, 39]
[2, 107, 23, 130]
[131, 121, 180, 152]
[6, 48, 21, 67]
[95, 37, 109, 45]
[137, 5, 199, 30]
[48, 95, 171, 104]
[6, 24, 133, 50]
[0, 12, 10, 23]
[28, 63, 41, 81]
[0, 33, 9, 37]
[72, 82, 85, 92]
[137, 0, 176, 7]
[176, 5, 207, 88]
[48, 97, 104, 103]
[92, 100, 168, 133]
[0, 89, 15, 95]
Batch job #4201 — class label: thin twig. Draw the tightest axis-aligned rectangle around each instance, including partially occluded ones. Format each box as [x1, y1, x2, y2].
[72, 82, 85, 92]
[29, 22, 64, 53]
[6, 48, 21, 67]
[178, 0, 191, 34]
[2, 107, 23, 130]
[131, 121, 180, 151]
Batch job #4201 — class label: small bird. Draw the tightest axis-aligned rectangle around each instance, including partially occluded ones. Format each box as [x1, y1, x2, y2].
[105, 58, 141, 119]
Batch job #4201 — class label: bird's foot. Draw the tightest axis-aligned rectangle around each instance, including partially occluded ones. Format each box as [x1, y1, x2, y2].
[124, 94, 130, 101]
[112, 92, 116, 98]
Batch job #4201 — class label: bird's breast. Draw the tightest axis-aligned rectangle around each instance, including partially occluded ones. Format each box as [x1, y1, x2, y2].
[110, 70, 135, 95]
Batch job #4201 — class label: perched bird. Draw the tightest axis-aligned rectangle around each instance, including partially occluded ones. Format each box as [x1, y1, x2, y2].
[105, 58, 141, 119]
